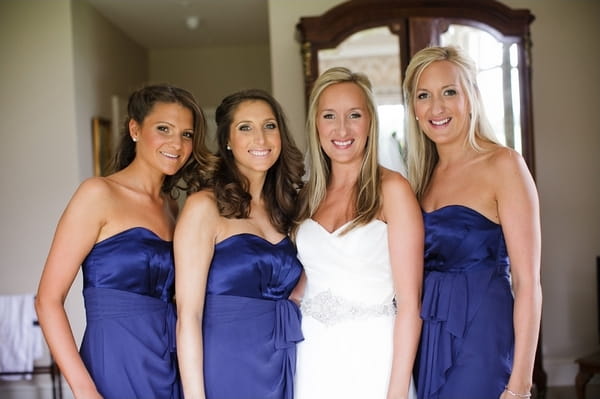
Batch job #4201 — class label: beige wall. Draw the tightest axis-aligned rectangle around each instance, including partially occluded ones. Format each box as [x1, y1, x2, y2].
[0, 2, 78, 397]
[149, 44, 271, 108]
[72, 0, 149, 178]
[0, 0, 78, 290]
[504, 0, 600, 384]
[0, 2, 146, 397]
[269, 0, 600, 386]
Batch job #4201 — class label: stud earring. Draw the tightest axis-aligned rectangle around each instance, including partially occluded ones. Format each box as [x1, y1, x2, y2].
[132, 137, 138, 142]
[226, 144, 231, 150]
[415, 116, 419, 121]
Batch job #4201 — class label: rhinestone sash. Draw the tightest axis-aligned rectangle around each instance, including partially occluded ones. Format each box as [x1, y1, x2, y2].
[300, 289, 396, 326]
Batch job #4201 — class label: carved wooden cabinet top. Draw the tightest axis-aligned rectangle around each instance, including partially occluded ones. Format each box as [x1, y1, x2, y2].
[297, 0, 534, 46]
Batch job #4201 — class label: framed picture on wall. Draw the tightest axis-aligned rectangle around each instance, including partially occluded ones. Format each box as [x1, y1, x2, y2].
[92, 117, 112, 176]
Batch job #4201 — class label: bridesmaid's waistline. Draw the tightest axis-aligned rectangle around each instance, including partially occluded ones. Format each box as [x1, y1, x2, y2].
[83, 287, 173, 320]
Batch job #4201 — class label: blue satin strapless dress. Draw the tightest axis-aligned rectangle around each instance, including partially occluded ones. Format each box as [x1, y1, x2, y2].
[203, 233, 303, 399]
[416, 206, 514, 399]
[80, 227, 181, 399]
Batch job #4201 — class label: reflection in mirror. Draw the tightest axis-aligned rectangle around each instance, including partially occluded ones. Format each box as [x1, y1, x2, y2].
[441, 25, 522, 154]
[318, 27, 407, 176]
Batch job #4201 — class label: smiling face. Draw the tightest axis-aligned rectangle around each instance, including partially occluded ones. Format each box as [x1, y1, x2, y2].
[227, 99, 281, 178]
[130, 101, 194, 176]
[316, 82, 371, 167]
[414, 60, 471, 146]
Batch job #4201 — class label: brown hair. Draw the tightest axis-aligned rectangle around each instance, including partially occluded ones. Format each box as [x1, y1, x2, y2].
[112, 83, 216, 198]
[213, 89, 304, 234]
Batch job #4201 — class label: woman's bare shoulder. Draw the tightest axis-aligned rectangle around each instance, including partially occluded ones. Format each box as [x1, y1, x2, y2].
[69, 176, 117, 206]
[380, 166, 412, 193]
[483, 145, 530, 179]
[181, 189, 219, 217]
[185, 189, 216, 204]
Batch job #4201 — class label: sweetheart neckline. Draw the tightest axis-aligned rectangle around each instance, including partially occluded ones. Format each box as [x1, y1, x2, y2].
[216, 232, 289, 247]
[307, 218, 386, 235]
[95, 226, 171, 246]
[422, 204, 499, 226]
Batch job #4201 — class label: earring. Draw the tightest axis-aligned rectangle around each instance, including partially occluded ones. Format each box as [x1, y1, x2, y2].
[415, 116, 419, 121]
[226, 144, 231, 150]
[132, 137, 138, 142]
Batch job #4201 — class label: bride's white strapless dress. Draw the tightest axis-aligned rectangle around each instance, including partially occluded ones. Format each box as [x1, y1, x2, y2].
[294, 219, 417, 399]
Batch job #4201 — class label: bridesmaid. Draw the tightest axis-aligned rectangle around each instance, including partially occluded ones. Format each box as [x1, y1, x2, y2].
[403, 46, 542, 399]
[175, 89, 305, 399]
[35, 84, 214, 399]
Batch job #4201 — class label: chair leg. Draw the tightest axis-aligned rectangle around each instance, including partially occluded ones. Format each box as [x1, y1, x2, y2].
[575, 368, 593, 399]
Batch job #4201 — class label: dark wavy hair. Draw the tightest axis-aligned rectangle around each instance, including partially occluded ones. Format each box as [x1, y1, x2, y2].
[213, 89, 304, 234]
[110, 83, 215, 198]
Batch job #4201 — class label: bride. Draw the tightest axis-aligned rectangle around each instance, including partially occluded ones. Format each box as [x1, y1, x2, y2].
[292, 66, 423, 399]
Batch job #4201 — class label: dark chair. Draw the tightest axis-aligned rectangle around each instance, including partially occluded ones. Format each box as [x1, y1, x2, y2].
[575, 351, 600, 399]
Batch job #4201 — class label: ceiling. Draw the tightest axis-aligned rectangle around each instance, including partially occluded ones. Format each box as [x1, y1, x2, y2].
[85, 0, 270, 49]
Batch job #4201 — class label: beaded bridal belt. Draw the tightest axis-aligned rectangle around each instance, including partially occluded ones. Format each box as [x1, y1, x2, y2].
[300, 289, 396, 326]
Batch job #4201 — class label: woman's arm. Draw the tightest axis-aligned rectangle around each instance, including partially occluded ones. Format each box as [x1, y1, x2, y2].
[35, 178, 108, 399]
[174, 191, 219, 399]
[495, 149, 542, 399]
[288, 271, 306, 306]
[382, 171, 424, 399]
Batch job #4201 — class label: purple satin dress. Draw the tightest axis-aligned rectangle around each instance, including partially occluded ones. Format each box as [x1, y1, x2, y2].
[203, 233, 303, 399]
[416, 206, 514, 399]
[80, 227, 181, 399]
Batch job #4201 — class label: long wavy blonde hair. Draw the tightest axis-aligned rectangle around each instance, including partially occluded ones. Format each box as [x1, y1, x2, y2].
[295, 66, 381, 235]
[403, 46, 499, 201]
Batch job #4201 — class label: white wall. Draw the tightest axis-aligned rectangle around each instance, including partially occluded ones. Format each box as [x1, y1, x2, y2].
[269, 0, 600, 387]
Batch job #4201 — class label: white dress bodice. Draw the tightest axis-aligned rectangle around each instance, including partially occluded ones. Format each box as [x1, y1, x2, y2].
[297, 218, 395, 309]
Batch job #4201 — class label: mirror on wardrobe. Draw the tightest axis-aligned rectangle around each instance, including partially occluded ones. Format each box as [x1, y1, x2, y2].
[297, 0, 536, 176]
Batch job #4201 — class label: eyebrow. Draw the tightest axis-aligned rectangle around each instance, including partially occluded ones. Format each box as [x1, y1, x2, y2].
[155, 120, 193, 130]
[319, 107, 363, 112]
[235, 118, 277, 125]
[416, 84, 457, 91]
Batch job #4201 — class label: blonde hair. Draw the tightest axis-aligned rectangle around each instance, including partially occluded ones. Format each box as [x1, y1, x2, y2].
[296, 66, 381, 235]
[403, 45, 499, 200]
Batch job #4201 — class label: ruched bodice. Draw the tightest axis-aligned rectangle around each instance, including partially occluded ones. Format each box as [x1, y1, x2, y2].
[207, 233, 302, 300]
[202, 234, 303, 399]
[416, 205, 514, 399]
[423, 205, 509, 273]
[79, 227, 181, 399]
[82, 227, 175, 302]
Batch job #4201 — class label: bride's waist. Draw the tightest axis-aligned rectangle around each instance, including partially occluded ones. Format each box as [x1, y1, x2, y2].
[301, 289, 395, 326]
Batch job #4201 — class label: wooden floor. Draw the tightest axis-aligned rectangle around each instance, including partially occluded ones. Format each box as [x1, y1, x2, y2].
[546, 383, 600, 399]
